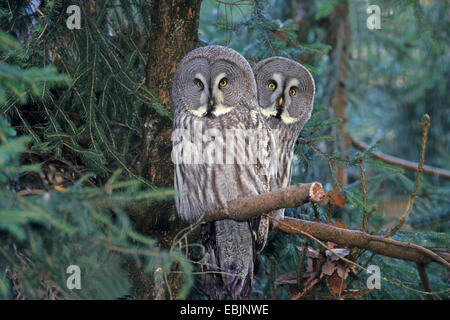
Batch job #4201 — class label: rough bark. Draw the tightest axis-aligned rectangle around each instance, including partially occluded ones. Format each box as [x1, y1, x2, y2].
[142, 0, 202, 187]
[202, 184, 450, 269]
[132, 0, 202, 299]
[273, 217, 450, 268]
[204, 182, 326, 222]
[138, 0, 202, 244]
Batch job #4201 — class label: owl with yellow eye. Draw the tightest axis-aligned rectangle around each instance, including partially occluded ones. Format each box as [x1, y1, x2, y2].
[253, 57, 315, 221]
[172, 46, 276, 300]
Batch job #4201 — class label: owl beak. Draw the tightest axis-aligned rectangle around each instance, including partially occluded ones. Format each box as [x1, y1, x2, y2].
[275, 95, 284, 119]
[206, 97, 215, 117]
[209, 98, 215, 108]
[277, 96, 284, 106]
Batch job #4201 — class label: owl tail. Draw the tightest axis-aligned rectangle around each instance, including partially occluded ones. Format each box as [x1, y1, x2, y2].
[214, 219, 254, 300]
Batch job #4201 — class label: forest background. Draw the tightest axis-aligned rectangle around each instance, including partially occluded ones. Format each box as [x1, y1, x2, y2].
[0, 0, 448, 300]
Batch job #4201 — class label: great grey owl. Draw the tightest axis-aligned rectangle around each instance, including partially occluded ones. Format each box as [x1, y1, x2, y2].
[253, 57, 315, 220]
[171, 46, 275, 299]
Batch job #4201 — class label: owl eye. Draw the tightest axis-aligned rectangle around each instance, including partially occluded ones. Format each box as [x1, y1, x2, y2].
[267, 80, 277, 90]
[289, 86, 298, 96]
[219, 78, 228, 88]
[194, 79, 204, 89]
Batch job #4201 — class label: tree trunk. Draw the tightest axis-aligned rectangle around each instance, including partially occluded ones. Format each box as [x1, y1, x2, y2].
[131, 0, 202, 299]
[324, 3, 350, 186]
[142, 0, 202, 187]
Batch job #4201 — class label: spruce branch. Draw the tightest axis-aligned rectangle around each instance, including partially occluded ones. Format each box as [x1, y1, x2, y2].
[348, 119, 450, 179]
[384, 114, 429, 238]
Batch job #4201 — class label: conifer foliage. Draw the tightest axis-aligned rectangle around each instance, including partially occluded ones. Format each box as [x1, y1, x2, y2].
[0, 0, 191, 299]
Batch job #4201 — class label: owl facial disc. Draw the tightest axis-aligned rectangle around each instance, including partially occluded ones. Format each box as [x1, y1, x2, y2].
[258, 72, 302, 124]
[173, 46, 252, 119]
[253, 57, 315, 126]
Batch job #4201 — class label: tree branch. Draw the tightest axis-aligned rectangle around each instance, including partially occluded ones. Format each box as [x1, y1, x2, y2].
[273, 217, 450, 269]
[349, 135, 450, 179]
[416, 263, 434, 300]
[203, 182, 326, 223]
[202, 182, 450, 270]
[384, 114, 429, 238]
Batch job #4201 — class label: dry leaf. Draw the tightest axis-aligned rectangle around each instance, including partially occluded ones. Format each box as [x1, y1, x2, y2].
[319, 190, 346, 207]
[321, 260, 336, 276]
[327, 271, 347, 294]
[341, 289, 372, 299]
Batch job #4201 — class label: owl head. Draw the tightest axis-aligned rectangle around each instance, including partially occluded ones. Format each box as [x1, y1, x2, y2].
[172, 45, 257, 118]
[253, 57, 315, 127]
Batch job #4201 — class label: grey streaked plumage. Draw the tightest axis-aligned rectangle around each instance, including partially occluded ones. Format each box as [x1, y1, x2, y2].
[253, 57, 315, 221]
[172, 46, 274, 299]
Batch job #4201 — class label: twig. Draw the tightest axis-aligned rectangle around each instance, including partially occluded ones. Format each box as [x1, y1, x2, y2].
[297, 239, 309, 291]
[309, 288, 372, 299]
[348, 123, 450, 179]
[359, 160, 369, 232]
[416, 263, 434, 300]
[316, 247, 325, 279]
[29, 0, 44, 17]
[290, 278, 319, 300]
[347, 251, 376, 289]
[384, 114, 429, 238]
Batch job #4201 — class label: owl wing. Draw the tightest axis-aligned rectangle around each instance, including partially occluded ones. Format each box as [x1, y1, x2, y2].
[173, 114, 210, 222]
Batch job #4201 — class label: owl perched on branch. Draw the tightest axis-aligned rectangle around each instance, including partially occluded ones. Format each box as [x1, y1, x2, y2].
[253, 57, 315, 221]
[171, 46, 275, 299]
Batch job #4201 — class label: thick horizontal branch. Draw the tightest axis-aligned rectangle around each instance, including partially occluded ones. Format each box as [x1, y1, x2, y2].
[350, 136, 450, 179]
[273, 217, 450, 269]
[203, 182, 325, 223]
[202, 181, 449, 269]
